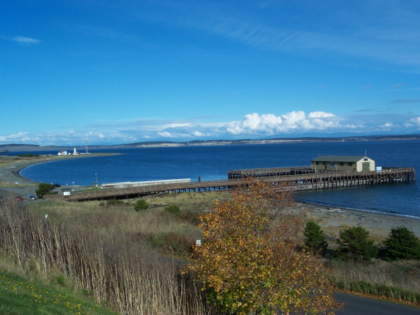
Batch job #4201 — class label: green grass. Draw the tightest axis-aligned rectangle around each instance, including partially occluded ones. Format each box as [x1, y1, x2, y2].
[0, 271, 117, 315]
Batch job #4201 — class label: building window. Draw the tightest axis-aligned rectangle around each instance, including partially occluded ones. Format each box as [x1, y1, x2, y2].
[340, 162, 344, 166]
[316, 162, 319, 165]
[348, 162, 352, 166]
[364, 158, 368, 161]
[323, 162, 326, 165]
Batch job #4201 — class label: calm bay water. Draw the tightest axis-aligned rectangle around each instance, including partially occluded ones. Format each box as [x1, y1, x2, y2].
[19, 140, 420, 217]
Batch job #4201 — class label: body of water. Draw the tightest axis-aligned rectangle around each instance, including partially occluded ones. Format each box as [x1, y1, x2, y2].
[19, 140, 420, 217]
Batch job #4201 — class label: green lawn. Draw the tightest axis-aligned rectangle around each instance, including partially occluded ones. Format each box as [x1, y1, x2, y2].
[0, 271, 117, 315]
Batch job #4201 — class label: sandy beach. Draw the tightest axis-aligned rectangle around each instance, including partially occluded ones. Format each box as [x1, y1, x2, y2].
[293, 202, 420, 244]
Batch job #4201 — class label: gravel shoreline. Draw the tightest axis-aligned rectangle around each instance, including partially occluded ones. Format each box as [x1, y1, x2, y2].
[292, 202, 420, 242]
[0, 160, 43, 185]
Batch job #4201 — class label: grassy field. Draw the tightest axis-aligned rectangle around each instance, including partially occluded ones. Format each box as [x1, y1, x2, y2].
[0, 270, 116, 315]
[27, 191, 231, 259]
[28, 192, 420, 288]
[1, 194, 222, 314]
[1, 190, 420, 312]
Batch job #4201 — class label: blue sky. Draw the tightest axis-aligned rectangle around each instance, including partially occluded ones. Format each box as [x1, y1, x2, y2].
[1, 0, 420, 145]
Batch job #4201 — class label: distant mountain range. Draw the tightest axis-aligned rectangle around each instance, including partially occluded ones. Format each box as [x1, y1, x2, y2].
[1, 134, 420, 152]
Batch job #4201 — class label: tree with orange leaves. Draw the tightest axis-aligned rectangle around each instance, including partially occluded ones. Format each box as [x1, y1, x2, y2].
[186, 180, 341, 315]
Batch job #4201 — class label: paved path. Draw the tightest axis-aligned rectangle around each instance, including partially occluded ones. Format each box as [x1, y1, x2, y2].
[335, 292, 420, 315]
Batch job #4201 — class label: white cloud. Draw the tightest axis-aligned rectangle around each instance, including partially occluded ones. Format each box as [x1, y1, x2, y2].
[158, 131, 173, 138]
[4, 111, 420, 145]
[308, 111, 335, 118]
[409, 117, 420, 127]
[222, 111, 343, 136]
[380, 122, 395, 130]
[12, 36, 40, 44]
[0, 132, 29, 142]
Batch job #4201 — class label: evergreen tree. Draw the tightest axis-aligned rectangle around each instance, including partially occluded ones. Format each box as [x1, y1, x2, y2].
[35, 183, 55, 198]
[384, 226, 420, 261]
[303, 221, 328, 255]
[336, 226, 378, 262]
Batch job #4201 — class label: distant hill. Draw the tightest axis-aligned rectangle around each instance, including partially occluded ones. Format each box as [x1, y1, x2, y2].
[2, 134, 420, 152]
[0, 144, 39, 147]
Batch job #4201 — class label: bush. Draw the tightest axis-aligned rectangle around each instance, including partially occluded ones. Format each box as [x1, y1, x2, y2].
[303, 221, 328, 255]
[134, 199, 149, 211]
[35, 183, 55, 198]
[336, 226, 378, 262]
[384, 226, 420, 261]
[165, 205, 181, 214]
[186, 180, 339, 314]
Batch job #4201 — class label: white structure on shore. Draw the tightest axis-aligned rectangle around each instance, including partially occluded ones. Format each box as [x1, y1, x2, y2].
[58, 148, 80, 156]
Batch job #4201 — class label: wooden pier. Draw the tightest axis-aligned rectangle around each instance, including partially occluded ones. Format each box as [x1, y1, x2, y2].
[228, 166, 314, 179]
[51, 167, 415, 202]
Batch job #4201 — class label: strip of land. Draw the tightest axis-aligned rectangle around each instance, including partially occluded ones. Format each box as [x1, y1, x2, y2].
[0, 153, 117, 197]
[292, 202, 420, 242]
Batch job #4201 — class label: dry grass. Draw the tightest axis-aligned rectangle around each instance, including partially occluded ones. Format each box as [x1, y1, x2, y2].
[0, 197, 220, 314]
[328, 259, 420, 293]
[28, 199, 203, 251]
[146, 191, 232, 212]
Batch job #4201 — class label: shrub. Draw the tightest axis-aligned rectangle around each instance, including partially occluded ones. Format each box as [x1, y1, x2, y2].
[56, 275, 66, 286]
[35, 183, 55, 198]
[336, 226, 378, 262]
[134, 199, 149, 211]
[165, 205, 181, 214]
[303, 221, 328, 255]
[186, 180, 340, 314]
[384, 226, 420, 261]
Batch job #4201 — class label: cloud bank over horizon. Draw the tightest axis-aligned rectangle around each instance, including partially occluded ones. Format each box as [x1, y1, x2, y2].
[1, 110, 420, 146]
